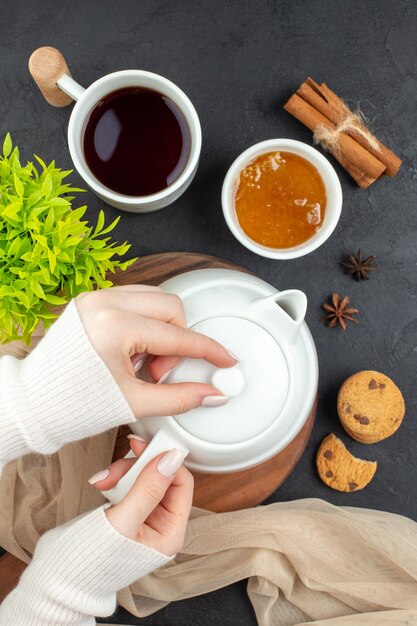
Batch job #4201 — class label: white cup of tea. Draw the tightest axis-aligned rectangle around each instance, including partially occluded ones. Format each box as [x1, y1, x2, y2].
[29, 48, 202, 213]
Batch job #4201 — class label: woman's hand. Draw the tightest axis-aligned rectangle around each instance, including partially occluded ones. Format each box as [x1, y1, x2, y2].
[0, 436, 187, 625]
[76, 285, 236, 418]
[89, 436, 192, 556]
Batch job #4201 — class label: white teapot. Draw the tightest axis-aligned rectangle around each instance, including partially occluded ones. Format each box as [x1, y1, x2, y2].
[103, 268, 318, 504]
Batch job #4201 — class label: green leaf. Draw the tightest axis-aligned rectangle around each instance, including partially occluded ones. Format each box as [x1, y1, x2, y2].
[59, 169, 73, 179]
[42, 293, 67, 305]
[13, 173, 24, 198]
[2, 133, 12, 157]
[69, 206, 87, 222]
[32, 233, 48, 247]
[99, 279, 113, 288]
[65, 236, 82, 247]
[26, 190, 43, 208]
[30, 280, 45, 298]
[90, 249, 116, 260]
[118, 257, 137, 270]
[0, 160, 10, 178]
[41, 174, 52, 198]
[34, 154, 47, 171]
[44, 208, 55, 232]
[26, 214, 41, 230]
[2, 314, 13, 337]
[38, 311, 59, 320]
[47, 248, 56, 274]
[9, 149, 21, 171]
[94, 215, 120, 237]
[2, 201, 21, 219]
[14, 291, 30, 307]
[90, 239, 107, 249]
[7, 236, 21, 256]
[94, 210, 105, 234]
[49, 197, 70, 207]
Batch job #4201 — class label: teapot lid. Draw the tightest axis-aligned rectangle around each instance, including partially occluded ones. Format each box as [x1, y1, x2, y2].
[165, 316, 289, 444]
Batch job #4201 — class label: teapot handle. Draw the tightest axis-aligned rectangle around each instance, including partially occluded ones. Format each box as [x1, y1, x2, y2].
[250, 289, 307, 344]
[101, 429, 189, 505]
[28, 46, 84, 106]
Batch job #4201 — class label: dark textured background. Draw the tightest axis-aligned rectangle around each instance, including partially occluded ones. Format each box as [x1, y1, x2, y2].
[1, 1, 417, 624]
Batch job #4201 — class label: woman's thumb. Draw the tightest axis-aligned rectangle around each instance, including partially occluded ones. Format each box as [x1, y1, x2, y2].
[107, 449, 186, 539]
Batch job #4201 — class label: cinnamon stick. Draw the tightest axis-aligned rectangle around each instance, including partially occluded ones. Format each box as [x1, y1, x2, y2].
[283, 94, 386, 188]
[298, 78, 402, 176]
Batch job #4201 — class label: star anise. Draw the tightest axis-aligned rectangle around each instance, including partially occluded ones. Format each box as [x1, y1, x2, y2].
[322, 293, 359, 331]
[341, 249, 376, 281]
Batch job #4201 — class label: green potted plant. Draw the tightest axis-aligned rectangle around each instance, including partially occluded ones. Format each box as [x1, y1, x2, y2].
[0, 133, 136, 347]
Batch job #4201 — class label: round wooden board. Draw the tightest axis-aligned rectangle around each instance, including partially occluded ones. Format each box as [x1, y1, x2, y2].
[112, 253, 317, 512]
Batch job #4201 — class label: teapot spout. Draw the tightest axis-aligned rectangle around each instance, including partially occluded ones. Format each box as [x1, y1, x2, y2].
[250, 289, 307, 344]
[274, 290, 307, 328]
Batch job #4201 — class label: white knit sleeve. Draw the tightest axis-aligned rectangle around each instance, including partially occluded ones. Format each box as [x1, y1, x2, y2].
[0, 299, 136, 474]
[0, 505, 172, 625]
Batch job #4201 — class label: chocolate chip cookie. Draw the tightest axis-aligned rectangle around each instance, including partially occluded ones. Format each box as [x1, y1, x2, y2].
[317, 433, 377, 492]
[338, 370, 405, 443]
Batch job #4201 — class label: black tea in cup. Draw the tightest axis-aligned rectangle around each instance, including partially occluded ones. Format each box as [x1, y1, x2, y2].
[83, 87, 191, 196]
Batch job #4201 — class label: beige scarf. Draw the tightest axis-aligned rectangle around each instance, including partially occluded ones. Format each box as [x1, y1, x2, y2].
[1, 427, 417, 625]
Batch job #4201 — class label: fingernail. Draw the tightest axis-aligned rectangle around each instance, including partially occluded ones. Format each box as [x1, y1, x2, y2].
[157, 368, 173, 384]
[88, 468, 110, 485]
[132, 352, 147, 372]
[127, 434, 147, 442]
[201, 395, 229, 407]
[134, 358, 145, 373]
[157, 448, 186, 477]
[227, 350, 239, 362]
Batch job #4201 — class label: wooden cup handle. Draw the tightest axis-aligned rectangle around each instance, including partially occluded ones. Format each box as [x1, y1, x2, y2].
[28, 47, 74, 107]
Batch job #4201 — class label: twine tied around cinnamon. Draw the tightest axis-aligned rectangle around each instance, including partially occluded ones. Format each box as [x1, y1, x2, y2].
[313, 107, 381, 158]
[284, 78, 402, 188]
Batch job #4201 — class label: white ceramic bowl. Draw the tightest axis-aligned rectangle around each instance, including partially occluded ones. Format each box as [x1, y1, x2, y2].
[221, 139, 343, 259]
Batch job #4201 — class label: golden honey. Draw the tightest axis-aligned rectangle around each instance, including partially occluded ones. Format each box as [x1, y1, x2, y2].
[234, 151, 326, 248]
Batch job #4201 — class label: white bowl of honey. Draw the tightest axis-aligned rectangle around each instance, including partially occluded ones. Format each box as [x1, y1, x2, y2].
[222, 139, 342, 259]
